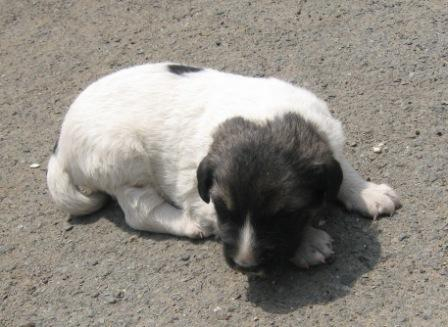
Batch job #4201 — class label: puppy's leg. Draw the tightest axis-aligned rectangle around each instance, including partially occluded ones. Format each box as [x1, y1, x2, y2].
[115, 186, 212, 238]
[337, 157, 401, 219]
[291, 226, 334, 269]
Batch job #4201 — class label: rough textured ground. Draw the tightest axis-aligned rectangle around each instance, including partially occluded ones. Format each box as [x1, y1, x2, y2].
[1, 0, 447, 326]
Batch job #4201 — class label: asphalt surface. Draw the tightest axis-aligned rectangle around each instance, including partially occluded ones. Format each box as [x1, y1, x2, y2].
[1, 0, 447, 326]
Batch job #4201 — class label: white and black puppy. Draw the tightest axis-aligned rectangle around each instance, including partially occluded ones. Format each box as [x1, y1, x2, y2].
[47, 63, 400, 272]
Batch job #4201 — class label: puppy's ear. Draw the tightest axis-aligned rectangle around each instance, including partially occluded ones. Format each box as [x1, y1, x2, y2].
[314, 157, 343, 201]
[196, 156, 215, 203]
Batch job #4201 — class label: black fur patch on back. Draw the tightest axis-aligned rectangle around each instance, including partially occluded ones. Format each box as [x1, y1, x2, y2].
[167, 64, 203, 75]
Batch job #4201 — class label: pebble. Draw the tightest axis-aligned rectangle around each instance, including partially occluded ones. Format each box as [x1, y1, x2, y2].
[373, 142, 385, 153]
[19, 323, 35, 327]
[180, 254, 190, 261]
[29, 163, 40, 168]
[213, 306, 232, 320]
[181, 276, 194, 282]
[104, 294, 118, 304]
[64, 224, 73, 231]
[399, 234, 409, 241]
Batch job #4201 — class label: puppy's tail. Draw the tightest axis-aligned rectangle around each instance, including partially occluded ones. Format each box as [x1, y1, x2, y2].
[47, 155, 107, 216]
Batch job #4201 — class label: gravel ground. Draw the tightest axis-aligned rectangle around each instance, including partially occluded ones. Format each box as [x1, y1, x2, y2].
[1, 0, 447, 326]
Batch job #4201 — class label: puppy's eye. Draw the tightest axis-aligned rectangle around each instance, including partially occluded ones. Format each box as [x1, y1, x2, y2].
[213, 198, 240, 222]
[273, 209, 297, 219]
[213, 198, 231, 214]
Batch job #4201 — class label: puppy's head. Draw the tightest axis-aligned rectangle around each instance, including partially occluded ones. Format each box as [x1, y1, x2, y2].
[197, 113, 342, 273]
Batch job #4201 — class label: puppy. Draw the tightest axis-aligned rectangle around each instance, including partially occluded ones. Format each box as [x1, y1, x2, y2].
[47, 63, 400, 272]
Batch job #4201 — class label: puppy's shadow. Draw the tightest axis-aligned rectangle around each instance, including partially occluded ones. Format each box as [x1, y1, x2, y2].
[69, 201, 382, 313]
[245, 205, 382, 313]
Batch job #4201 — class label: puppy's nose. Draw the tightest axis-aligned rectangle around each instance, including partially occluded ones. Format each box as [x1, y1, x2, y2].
[233, 257, 257, 269]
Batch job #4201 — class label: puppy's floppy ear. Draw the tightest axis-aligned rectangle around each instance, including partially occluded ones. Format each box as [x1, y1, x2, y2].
[196, 155, 215, 203]
[314, 157, 343, 201]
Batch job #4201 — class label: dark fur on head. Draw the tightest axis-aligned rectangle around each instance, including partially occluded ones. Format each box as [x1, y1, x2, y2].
[197, 113, 342, 272]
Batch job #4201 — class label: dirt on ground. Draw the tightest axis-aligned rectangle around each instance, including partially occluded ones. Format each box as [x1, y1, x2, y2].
[1, 0, 447, 326]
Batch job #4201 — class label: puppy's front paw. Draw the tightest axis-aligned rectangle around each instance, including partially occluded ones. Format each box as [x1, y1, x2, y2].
[348, 183, 401, 219]
[291, 227, 334, 269]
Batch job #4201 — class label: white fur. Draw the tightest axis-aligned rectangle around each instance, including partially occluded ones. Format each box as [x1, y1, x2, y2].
[291, 226, 334, 269]
[47, 63, 400, 246]
[234, 216, 256, 268]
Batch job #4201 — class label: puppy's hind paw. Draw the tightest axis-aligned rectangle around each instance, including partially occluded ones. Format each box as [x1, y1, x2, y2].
[290, 226, 334, 269]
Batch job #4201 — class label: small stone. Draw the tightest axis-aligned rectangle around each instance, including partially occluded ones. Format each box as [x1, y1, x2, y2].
[399, 234, 409, 241]
[213, 306, 222, 313]
[128, 235, 138, 242]
[180, 254, 190, 261]
[29, 163, 40, 168]
[372, 146, 382, 153]
[64, 224, 74, 231]
[20, 323, 36, 327]
[350, 141, 358, 147]
[180, 276, 194, 282]
[104, 295, 117, 304]
[253, 316, 259, 321]
[233, 294, 242, 300]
